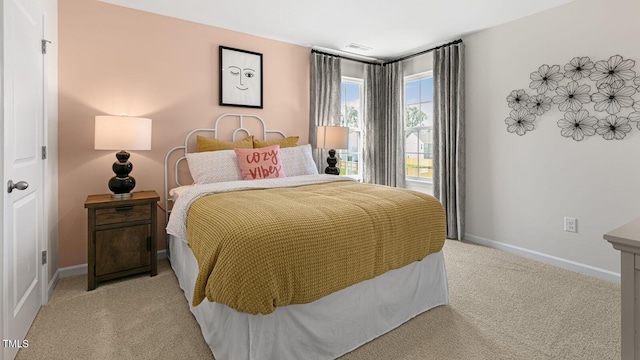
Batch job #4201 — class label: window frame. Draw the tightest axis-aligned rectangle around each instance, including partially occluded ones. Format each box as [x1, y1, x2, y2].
[404, 71, 434, 184]
[339, 76, 364, 181]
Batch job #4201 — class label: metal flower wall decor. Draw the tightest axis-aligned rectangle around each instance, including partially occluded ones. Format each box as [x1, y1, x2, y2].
[505, 55, 640, 141]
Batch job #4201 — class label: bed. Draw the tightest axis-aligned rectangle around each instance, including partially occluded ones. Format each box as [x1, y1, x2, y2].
[164, 113, 449, 360]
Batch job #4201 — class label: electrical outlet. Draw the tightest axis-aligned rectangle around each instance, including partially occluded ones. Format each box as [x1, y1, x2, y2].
[564, 217, 577, 233]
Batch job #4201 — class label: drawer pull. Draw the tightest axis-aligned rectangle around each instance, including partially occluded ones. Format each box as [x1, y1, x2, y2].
[115, 206, 134, 212]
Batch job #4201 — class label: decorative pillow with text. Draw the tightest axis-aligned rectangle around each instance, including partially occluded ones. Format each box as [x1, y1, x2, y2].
[234, 144, 287, 180]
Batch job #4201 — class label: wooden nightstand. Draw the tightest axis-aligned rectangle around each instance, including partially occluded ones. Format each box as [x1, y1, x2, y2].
[85, 190, 160, 290]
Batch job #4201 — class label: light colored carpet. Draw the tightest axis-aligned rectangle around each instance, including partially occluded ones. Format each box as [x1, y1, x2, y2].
[16, 240, 620, 360]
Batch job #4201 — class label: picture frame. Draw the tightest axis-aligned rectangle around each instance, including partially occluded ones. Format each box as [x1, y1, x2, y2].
[219, 46, 263, 109]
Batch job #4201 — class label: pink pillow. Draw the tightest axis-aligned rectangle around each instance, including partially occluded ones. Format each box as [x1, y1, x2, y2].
[234, 144, 287, 180]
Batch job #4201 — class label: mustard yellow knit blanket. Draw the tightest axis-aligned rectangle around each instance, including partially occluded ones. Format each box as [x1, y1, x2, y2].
[187, 181, 445, 314]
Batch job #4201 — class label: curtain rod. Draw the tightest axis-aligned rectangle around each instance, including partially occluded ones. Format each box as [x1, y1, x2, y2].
[384, 39, 463, 65]
[311, 39, 463, 66]
[310, 48, 380, 65]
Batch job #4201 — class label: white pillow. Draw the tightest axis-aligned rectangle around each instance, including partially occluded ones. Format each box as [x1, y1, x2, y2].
[186, 144, 317, 184]
[168, 185, 194, 202]
[186, 150, 243, 184]
[279, 144, 318, 177]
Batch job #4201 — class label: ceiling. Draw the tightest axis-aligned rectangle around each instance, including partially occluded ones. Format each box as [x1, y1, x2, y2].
[99, 0, 575, 61]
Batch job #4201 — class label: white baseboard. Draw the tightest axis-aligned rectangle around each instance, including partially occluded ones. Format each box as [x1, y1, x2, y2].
[48, 269, 60, 300]
[464, 233, 620, 283]
[59, 263, 87, 278]
[59, 250, 167, 278]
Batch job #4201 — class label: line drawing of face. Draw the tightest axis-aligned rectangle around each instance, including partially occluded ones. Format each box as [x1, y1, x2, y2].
[221, 48, 261, 106]
[229, 66, 256, 91]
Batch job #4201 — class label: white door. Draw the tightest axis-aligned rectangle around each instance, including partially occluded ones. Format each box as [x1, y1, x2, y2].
[2, 0, 45, 359]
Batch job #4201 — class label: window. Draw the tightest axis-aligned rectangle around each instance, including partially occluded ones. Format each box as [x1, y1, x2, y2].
[339, 77, 363, 179]
[404, 72, 433, 182]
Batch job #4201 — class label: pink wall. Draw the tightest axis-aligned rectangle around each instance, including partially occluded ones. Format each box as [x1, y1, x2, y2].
[59, 0, 310, 267]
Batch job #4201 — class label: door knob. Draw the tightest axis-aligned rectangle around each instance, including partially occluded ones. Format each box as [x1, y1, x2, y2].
[7, 180, 28, 193]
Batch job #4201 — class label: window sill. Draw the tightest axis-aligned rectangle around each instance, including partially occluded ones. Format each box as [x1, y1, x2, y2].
[341, 174, 363, 182]
[404, 179, 433, 195]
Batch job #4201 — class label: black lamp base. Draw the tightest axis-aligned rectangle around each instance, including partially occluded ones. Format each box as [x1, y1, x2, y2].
[108, 176, 136, 198]
[324, 149, 340, 175]
[108, 150, 136, 198]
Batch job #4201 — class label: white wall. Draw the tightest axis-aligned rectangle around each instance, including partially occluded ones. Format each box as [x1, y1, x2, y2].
[464, 0, 640, 274]
[341, 58, 364, 79]
[404, 53, 432, 77]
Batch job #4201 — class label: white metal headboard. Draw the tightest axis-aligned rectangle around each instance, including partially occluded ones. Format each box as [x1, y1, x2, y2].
[163, 113, 286, 225]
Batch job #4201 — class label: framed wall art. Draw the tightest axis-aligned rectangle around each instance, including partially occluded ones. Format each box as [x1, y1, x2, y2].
[219, 46, 263, 108]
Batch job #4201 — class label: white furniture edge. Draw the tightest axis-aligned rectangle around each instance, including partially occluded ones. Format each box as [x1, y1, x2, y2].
[603, 217, 640, 360]
[465, 233, 620, 283]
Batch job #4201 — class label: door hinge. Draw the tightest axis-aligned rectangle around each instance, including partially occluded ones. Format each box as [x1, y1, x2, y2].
[42, 251, 47, 265]
[41, 146, 47, 160]
[41, 39, 51, 54]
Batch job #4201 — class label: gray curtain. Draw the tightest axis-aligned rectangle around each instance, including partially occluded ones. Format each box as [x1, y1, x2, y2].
[309, 52, 342, 173]
[433, 42, 465, 240]
[363, 62, 405, 187]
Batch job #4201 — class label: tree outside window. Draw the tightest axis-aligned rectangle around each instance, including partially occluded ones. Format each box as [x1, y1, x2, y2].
[405, 73, 433, 182]
[339, 78, 363, 178]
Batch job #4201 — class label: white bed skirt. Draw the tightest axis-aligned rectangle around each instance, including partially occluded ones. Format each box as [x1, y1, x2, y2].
[168, 234, 449, 360]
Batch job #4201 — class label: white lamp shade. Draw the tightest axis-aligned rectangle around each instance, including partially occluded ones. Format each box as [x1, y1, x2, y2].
[316, 126, 349, 150]
[94, 116, 152, 150]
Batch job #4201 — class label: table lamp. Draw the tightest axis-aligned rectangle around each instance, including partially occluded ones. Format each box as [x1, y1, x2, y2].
[94, 115, 152, 198]
[316, 126, 349, 175]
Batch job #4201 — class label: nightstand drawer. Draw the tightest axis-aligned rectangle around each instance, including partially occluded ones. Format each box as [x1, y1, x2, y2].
[95, 204, 151, 225]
